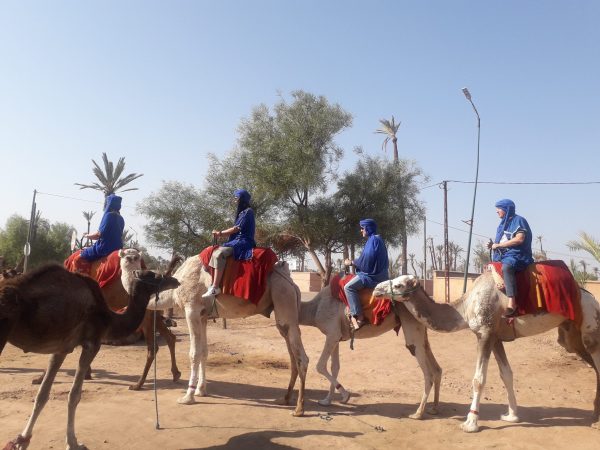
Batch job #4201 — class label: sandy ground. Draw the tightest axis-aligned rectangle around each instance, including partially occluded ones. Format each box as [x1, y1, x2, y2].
[1, 293, 600, 450]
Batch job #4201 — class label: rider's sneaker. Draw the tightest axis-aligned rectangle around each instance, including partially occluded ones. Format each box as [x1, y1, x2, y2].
[202, 285, 221, 298]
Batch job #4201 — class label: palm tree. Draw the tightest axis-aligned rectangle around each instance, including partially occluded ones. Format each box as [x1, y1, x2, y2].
[567, 232, 600, 263]
[536, 235, 547, 260]
[375, 116, 401, 161]
[82, 211, 96, 235]
[375, 116, 408, 274]
[75, 153, 143, 200]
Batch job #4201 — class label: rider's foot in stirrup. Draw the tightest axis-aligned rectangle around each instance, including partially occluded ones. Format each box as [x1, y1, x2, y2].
[202, 285, 221, 298]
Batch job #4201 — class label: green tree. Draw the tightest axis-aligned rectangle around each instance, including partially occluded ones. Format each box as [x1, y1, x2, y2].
[75, 152, 143, 200]
[236, 90, 352, 280]
[0, 214, 74, 268]
[336, 156, 426, 275]
[472, 241, 491, 273]
[138, 181, 214, 256]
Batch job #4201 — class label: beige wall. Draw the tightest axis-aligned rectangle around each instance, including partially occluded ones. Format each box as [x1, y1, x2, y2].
[432, 270, 479, 302]
[583, 281, 600, 299]
[290, 271, 322, 292]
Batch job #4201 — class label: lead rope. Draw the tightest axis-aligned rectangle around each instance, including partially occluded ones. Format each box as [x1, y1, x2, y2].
[153, 289, 160, 430]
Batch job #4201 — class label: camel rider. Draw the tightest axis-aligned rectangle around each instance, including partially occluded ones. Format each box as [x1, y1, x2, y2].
[344, 218, 389, 330]
[80, 194, 125, 262]
[487, 198, 534, 318]
[203, 189, 256, 298]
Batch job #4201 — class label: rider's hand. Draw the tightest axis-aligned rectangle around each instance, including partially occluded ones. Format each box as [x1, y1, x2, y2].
[211, 230, 220, 237]
[486, 239, 493, 249]
[344, 258, 352, 266]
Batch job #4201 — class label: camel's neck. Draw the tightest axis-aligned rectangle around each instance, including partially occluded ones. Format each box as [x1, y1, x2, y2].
[105, 286, 153, 340]
[400, 288, 469, 332]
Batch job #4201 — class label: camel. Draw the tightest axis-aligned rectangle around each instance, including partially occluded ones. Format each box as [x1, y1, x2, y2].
[372, 272, 600, 432]
[299, 285, 441, 418]
[0, 264, 179, 450]
[146, 255, 310, 417]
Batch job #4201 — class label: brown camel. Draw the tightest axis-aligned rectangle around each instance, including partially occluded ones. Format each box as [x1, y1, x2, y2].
[0, 264, 179, 450]
[145, 255, 310, 417]
[299, 285, 441, 418]
[373, 273, 600, 432]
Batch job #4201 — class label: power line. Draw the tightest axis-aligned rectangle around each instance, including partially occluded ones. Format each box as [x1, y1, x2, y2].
[444, 180, 600, 185]
[37, 191, 137, 210]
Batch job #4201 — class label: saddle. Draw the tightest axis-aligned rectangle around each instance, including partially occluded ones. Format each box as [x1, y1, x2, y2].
[329, 273, 392, 326]
[65, 249, 146, 288]
[199, 246, 278, 304]
[487, 260, 582, 326]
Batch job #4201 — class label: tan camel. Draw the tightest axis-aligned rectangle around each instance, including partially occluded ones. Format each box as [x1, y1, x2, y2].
[0, 264, 179, 450]
[372, 273, 600, 432]
[299, 284, 441, 418]
[146, 255, 310, 416]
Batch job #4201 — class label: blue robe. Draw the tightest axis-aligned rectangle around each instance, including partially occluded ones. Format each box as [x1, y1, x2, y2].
[353, 234, 389, 288]
[222, 207, 256, 261]
[492, 213, 534, 270]
[80, 195, 125, 261]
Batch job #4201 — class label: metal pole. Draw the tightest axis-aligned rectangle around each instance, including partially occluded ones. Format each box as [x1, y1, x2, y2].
[23, 189, 37, 273]
[423, 216, 427, 281]
[462, 88, 481, 293]
[443, 182, 450, 303]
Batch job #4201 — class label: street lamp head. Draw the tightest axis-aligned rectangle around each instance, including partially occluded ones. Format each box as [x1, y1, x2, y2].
[462, 87, 472, 101]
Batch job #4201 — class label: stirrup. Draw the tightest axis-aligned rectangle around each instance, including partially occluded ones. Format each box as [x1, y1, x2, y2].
[502, 307, 518, 319]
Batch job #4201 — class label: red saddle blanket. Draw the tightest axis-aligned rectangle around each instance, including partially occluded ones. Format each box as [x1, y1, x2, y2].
[64, 250, 124, 289]
[330, 273, 392, 326]
[199, 246, 278, 305]
[488, 260, 582, 325]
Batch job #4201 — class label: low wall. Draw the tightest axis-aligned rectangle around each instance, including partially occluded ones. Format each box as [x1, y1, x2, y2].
[291, 271, 322, 292]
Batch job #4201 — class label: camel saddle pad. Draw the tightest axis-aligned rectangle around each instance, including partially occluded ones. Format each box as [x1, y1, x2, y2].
[199, 246, 278, 305]
[487, 260, 582, 325]
[64, 249, 120, 288]
[330, 273, 392, 326]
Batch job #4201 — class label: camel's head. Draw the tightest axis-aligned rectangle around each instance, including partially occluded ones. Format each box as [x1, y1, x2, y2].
[119, 248, 143, 273]
[131, 270, 180, 293]
[372, 275, 419, 300]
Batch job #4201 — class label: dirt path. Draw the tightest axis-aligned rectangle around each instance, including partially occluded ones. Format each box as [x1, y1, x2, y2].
[1, 306, 599, 449]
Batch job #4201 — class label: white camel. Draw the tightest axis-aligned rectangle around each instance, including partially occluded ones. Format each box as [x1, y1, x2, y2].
[148, 255, 309, 416]
[372, 272, 600, 432]
[299, 284, 441, 419]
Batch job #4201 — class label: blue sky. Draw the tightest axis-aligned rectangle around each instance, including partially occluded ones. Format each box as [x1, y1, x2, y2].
[1, 1, 599, 268]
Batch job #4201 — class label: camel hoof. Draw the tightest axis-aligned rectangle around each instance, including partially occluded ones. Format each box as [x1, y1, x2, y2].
[177, 394, 196, 405]
[67, 443, 88, 450]
[128, 384, 142, 391]
[427, 406, 439, 416]
[194, 386, 207, 397]
[31, 375, 43, 385]
[460, 419, 479, 433]
[276, 396, 290, 406]
[591, 420, 600, 430]
[501, 413, 520, 423]
[409, 412, 424, 420]
[318, 398, 332, 407]
[340, 390, 351, 404]
[172, 371, 182, 383]
[291, 409, 304, 417]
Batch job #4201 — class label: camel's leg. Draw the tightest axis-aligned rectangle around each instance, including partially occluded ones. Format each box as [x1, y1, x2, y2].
[65, 341, 100, 450]
[315, 336, 347, 406]
[399, 309, 442, 419]
[178, 307, 207, 404]
[277, 323, 299, 406]
[16, 353, 67, 447]
[492, 340, 519, 423]
[580, 324, 600, 428]
[0, 319, 13, 355]
[129, 316, 156, 391]
[276, 322, 308, 417]
[158, 315, 181, 383]
[461, 334, 495, 433]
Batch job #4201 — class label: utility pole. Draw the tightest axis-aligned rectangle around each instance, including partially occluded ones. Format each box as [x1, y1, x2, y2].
[443, 181, 450, 303]
[23, 189, 37, 273]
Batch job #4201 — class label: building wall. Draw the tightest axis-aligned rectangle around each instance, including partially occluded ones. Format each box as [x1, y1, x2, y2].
[290, 271, 322, 292]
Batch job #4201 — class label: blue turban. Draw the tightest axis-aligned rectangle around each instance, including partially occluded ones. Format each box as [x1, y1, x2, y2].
[494, 199, 516, 244]
[359, 218, 377, 236]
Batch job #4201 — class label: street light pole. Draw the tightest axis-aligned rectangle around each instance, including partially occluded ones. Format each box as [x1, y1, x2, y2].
[462, 87, 480, 293]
